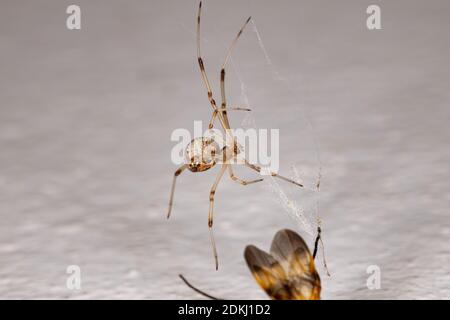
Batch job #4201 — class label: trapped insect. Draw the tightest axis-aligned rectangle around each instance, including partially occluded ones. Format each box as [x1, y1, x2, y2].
[245, 229, 321, 300]
[167, 2, 303, 270]
[180, 229, 321, 300]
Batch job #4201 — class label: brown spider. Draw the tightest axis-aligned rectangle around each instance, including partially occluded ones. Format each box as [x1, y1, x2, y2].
[167, 2, 303, 270]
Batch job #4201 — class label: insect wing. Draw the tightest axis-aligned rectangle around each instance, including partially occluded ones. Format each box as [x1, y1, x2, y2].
[270, 229, 321, 300]
[244, 245, 296, 300]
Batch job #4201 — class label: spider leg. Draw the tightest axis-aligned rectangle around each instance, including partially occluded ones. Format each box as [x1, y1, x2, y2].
[196, 1, 228, 131]
[244, 160, 304, 187]
[220, 15, 252, 129]
[208, 163, 228, 270]
[209, 107, 251, 129]
[228, 165, 263, 185]
[167, 164, 189, 219]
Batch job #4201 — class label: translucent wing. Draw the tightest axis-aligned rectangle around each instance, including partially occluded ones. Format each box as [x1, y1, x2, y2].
[270, 229, 321, 300]
[244, 229, 321, 300]
[244, 245, 294, 300]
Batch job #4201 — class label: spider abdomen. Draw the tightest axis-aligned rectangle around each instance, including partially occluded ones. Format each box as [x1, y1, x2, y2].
[185, 137, 219, 172]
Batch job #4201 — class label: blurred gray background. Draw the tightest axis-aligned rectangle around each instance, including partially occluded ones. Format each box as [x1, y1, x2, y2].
[0, 0, 449, 299]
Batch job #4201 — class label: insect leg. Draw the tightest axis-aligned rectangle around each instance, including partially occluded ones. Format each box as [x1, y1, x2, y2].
[179, 274, 221, 300]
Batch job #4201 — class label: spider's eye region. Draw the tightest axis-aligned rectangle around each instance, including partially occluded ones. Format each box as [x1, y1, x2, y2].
[185, 137, 218, 172]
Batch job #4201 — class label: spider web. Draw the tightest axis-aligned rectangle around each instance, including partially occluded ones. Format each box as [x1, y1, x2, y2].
[229, 20, 323, 240]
